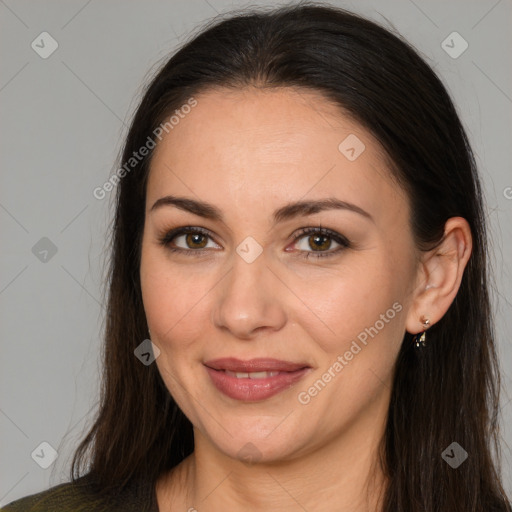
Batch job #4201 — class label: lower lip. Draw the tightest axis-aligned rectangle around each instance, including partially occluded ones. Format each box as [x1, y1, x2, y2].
[205, 366, 311, 402]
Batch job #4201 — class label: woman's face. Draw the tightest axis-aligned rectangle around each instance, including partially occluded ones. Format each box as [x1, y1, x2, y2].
[140, 87, 420, 463]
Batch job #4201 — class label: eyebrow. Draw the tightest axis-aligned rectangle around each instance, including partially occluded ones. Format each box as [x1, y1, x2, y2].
[150, 195, 373, 224]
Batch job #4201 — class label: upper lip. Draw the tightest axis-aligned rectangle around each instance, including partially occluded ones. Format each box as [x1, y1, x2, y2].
[204, 357, 310, 372]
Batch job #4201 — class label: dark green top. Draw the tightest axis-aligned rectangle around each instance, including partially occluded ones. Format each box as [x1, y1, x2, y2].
[0, 474, 159, 512]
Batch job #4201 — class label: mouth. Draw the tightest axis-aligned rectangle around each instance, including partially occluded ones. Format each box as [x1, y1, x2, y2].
[203, 357, 312, 402]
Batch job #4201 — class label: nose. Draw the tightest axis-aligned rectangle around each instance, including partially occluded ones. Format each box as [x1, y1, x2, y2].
[212, 249, 287, 340]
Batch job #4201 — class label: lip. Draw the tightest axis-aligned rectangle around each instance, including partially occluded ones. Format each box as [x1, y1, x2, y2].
[204, 358, 312, 402]
[204, 357, 310, 372]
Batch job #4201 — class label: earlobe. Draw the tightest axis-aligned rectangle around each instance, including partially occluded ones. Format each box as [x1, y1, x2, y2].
[405, 217, 472, 336]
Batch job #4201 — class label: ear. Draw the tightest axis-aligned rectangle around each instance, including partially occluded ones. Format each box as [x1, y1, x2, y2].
[405, 217, 473, 335]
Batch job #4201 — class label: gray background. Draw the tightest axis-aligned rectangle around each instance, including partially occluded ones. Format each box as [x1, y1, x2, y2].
[1, 0, 511, 505]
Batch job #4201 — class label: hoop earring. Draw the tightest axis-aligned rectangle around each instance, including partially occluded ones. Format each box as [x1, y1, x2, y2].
[413, 316, 430, 348]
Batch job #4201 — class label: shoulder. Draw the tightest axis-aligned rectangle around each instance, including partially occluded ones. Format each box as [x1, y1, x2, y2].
[0, 475, 96, 512]
[0, 474, 158, 512]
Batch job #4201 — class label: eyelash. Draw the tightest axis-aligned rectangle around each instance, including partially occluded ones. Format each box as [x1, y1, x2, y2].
[158, 225, 350, 259]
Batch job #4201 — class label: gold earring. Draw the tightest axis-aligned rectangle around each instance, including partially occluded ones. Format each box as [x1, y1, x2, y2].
[413, 316, 430, 348]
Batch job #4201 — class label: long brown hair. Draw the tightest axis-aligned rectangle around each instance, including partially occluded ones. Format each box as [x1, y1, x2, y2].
[70, 3, 511, 510]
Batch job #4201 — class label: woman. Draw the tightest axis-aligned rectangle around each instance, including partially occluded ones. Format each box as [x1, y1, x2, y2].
[2, 2, 510, 511]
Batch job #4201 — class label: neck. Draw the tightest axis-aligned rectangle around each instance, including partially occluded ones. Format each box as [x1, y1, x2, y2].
[157, 401, 390, 512]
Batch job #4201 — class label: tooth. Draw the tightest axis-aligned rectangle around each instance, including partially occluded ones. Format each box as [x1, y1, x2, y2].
[249, 371, 269, 379]
[224, 370, 281, 379]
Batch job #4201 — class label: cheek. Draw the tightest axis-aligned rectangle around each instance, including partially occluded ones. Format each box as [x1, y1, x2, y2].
[289, 253, 404, 352]
[140, 247, 213, 346]
[290, 254, 408, 410]
[292, 262, 405, 428]
[140, 248, 213, 414]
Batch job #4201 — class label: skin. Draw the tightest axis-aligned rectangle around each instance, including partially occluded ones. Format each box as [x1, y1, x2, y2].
[139, 86, 472, 511]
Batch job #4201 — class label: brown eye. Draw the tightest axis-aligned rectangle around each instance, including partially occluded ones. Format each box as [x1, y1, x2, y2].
[159, 226, 221, 255]
[183, 232, 208, 249]
[292, 227, 350, 259]
[306, 234, 332, 251]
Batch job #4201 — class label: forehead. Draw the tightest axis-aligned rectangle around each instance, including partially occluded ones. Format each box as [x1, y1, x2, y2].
[147, 87, 406, 222]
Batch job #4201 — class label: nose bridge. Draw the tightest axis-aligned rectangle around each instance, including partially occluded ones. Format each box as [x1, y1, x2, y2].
[212, 242, 287, 337]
